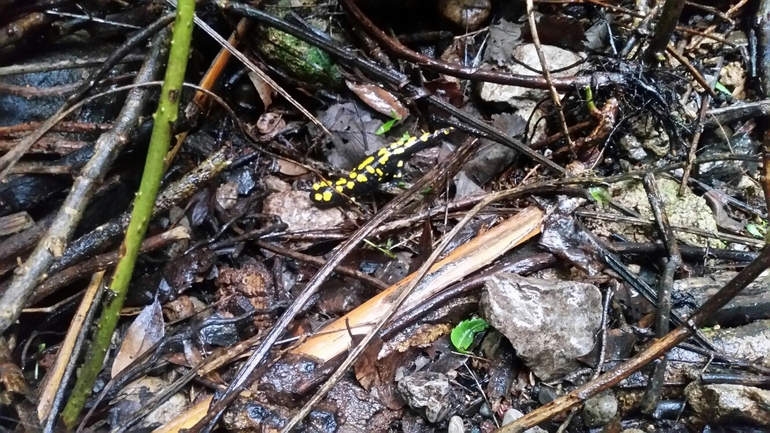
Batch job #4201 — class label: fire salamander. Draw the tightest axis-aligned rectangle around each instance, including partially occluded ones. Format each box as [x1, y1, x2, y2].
[310, 127, 455, 205]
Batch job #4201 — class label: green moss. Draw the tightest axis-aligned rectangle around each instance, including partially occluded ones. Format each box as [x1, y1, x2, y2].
[252, 2, 343, 88]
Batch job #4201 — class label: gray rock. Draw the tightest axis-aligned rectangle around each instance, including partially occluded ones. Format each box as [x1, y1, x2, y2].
[538, 387, 558, 405]
[262, 190, 356, 247]
[619, 134, 648, 161]
[685, 383, 770, 426]
[480, 273, 602, 381]
[447, 416, 464, 433]
[582, 394, 618, 427]
[477, 44, 585, 119]
[397, 372, 452, 423]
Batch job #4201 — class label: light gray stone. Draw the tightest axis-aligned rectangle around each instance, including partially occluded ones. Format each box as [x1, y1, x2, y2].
[480, 273, 602, 381]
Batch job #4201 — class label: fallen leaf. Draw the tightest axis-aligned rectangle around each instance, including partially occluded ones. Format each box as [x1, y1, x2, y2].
[345, 80, 409, 119]
[248, 71, 275, 110]
[112, 299, 165, 378]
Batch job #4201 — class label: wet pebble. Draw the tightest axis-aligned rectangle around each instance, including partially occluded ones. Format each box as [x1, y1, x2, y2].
[448, 415, 464, 433]
[582, 393, 618, 427]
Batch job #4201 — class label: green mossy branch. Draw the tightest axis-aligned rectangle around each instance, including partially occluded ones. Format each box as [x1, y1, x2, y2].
[61, 0, 195, 427]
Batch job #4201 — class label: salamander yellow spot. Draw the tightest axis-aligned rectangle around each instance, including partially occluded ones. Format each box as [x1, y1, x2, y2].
[420, 132, 431, 141]
[314, 193, 323, 201]
[378, 148, 389, 156]
[375, 168, 383, 176]
[397, 160, 404, 168]
[336, 178, 347, 185]
[313, 183, 321, 190]
[349, 171, 357, 179]
[379, 156, 388, 165]
[323, 191, 333, 201]
[365, 165, 375, 174]
[358, 157, 374, 170]
[357, 174, 367, 182]
[347, 181, 355, 189]
[392, 147, 405, 155]
[336, 186, 344, 192]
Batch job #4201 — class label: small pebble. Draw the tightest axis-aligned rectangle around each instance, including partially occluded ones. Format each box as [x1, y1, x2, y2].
[448, 416, 464, 433]
[478, 402, 492, 418]
[582, 394, 618, 428]
[502, 408, 524, 426]
[538, 387, 558, 405]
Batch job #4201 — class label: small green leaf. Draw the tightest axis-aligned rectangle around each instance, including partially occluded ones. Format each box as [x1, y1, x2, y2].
[375, 111, 402, 135]
[715, 82, 731, 95]
[747, 223, 765, 239]
[589, 187, 611, 205]
[363, 238, 397, 259]
[376, 118, 398, 135]
[451, 318, 489, 353]
[584, 86, 597, 113]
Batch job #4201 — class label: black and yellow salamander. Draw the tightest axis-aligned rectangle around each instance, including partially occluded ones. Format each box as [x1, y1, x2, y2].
[310, 127, 455, 205]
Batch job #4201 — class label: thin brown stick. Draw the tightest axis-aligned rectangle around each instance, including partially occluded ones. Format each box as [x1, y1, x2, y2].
[665, 46, 717, 98]
[0, 74, 135, 98]
[640, 173, 680, 412]
[0, 121, 111, 138]
[0, 137, 88, 155]
[0, 54, 145, 77]
[763, 131, 770, 220]
[680, 94, 711, 195]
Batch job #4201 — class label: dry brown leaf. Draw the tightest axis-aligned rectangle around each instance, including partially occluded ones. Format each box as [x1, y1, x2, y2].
[247, 71, 275, 110]
[345, 80, 409, 119]
[111, 299, 165, 378]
